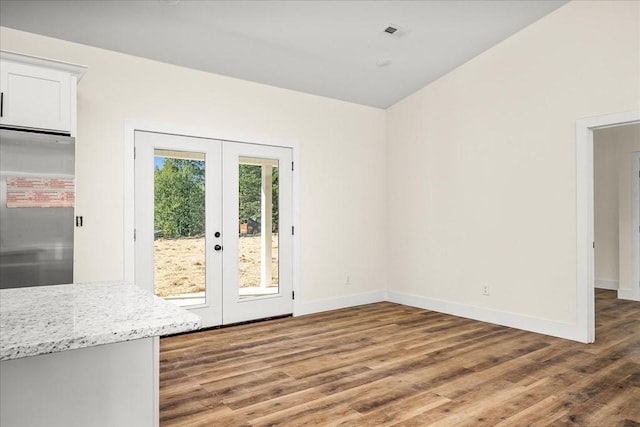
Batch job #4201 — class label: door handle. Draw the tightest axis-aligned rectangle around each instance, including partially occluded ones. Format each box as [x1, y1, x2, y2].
[214, 244, 223, 251]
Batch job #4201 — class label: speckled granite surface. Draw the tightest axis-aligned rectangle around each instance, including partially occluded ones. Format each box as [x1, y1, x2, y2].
[0, 281, 201, 361]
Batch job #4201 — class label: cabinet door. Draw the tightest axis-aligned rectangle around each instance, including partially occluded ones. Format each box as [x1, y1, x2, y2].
[0, 61, 71, 133]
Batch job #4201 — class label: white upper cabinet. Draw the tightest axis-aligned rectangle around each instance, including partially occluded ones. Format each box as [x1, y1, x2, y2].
[0, 51, 86, 136]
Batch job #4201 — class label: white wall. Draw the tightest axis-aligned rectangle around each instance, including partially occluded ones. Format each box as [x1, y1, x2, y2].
[594, 124, 640, 289]
[0, 27, 388, 309]
[594, 132, 620, 286]
[386, 0, 639, 338]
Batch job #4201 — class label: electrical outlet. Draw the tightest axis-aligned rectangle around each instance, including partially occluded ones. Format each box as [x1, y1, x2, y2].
[346, 275, 351, 286]
[482, 284, 490, 296]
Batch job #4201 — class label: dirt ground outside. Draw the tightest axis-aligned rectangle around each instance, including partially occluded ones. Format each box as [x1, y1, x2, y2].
[154, 235, 279, 297]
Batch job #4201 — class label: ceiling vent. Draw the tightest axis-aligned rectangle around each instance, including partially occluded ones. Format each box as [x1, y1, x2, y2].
[383, 24, 407, 38]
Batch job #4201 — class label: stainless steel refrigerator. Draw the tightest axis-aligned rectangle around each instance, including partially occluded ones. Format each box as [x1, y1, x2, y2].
[0, 129, 74, 288]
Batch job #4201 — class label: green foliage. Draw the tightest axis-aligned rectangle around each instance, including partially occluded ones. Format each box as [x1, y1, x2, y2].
[238, 165, 279, 232]
[238, 164, 262, 223]
[154, 158, 205, 238]
[154, 158, 279, 238]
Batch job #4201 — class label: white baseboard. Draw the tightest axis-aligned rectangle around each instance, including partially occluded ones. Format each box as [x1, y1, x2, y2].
[386, 291, 586, 343]
[595, 280, 619, 290]
[295, 291, 386, 316]
[296, 289, 591, 342]
[596, 280, 639, 300]
[618, 288, 640, 301]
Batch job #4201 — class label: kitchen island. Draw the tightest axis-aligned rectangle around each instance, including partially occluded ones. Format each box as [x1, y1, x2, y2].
[0, 281, 201, 427]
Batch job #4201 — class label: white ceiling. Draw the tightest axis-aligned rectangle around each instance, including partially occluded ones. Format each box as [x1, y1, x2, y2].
[0, 0, 567, 109]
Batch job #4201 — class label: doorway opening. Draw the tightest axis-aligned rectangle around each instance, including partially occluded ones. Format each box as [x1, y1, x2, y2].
[593, 126, 640, 299]
[576, 110, 640, 343]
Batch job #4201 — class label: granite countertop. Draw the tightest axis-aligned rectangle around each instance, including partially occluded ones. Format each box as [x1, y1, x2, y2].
[0, 281, 201, 361]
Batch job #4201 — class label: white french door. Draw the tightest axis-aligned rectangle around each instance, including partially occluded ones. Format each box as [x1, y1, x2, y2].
[221, 142, 293, 324]
[134, 130, 293, 328]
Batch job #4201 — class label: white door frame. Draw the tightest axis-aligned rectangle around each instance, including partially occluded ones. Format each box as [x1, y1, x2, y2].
[576, 110, 640, 343]
[628, 151, 640, 301]
[122, 120, 302, 316]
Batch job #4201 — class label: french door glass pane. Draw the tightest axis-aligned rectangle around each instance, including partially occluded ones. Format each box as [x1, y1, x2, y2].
[238, 157, 279, 298]
[153, 149, 206, 306]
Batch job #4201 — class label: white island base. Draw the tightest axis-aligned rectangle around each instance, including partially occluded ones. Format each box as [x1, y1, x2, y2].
[1, 336, 159, 427]
[0, 282, 200, 427]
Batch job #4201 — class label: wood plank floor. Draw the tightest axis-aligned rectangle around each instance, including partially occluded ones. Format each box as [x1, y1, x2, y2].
[160, 289, 640, 426]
